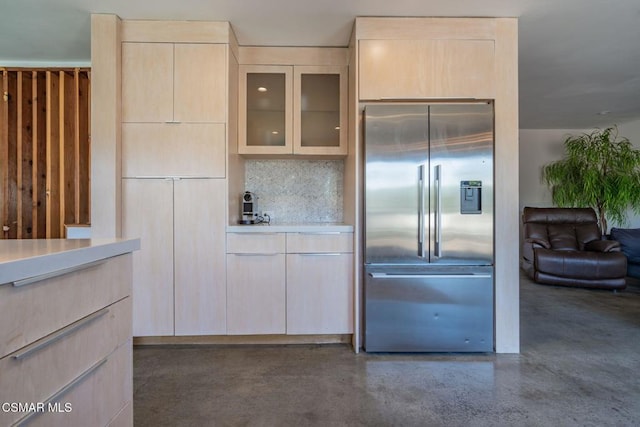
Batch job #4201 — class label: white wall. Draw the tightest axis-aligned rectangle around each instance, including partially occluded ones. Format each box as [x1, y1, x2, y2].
[617, 118, 640, 228]
[519, 119, 640, 231]
[518, 128, 586, 211]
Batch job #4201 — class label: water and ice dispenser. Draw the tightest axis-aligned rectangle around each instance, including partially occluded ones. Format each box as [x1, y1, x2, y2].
[460, 180, 482, 214]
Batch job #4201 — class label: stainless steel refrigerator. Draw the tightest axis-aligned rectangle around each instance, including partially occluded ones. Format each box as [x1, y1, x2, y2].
[364, 103, 494, 352]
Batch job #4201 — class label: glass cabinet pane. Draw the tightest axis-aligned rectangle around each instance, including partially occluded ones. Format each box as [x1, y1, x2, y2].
[246, 73, 286, 147]
[300, 74, 340, 147]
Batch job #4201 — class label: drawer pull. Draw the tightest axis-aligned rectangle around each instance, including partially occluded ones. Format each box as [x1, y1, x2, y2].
[10, 259, 106, 288]
[298, 232, 342, 235]
[298, 253, 342, 256]
[12, 357, 108, 426]
[12, 308, 110, 360]
[232, 253, 281, 256]
[230, 232, 280, 236]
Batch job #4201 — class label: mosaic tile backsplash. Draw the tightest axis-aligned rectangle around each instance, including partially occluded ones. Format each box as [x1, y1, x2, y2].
[244, 159, 344, 224]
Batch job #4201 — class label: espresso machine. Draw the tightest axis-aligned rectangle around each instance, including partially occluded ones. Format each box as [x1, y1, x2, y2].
[239, 191, 258, 224]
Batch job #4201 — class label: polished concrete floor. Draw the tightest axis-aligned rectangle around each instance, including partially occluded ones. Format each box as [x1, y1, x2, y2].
[133, 274, 640, 426]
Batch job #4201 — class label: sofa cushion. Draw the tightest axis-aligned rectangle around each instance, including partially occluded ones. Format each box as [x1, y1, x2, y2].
[534, 248, 627, 279]
[610, 228, 640, 263]
[574, 223, 601, 248]
[547, 225, 578, 250]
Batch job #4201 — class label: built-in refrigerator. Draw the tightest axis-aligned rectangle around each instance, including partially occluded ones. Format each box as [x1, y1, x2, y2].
[363, 103, 494, 352]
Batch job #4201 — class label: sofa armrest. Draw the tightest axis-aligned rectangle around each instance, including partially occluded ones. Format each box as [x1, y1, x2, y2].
[585, 239, 621, 253]
[525, 237, 550, 249]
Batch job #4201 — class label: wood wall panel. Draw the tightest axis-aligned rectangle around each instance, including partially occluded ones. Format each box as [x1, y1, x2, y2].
[0, 72, 5, 237]
[60, 71, 76, 230]
[18, 71, 34, 238]
[0, 68, 90, 239]
[34, 72, 47, 238]
[46, 71, 61, 238]
[5, 72, 18, 239]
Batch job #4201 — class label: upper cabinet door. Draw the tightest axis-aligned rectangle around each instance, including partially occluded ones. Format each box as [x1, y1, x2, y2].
[359, 39, 495, 100]
[174, 44, 227, 123]
[238, 65, 293, 155]
[293, 65, 348, 156]
[122, 42, 226, 123]
[122, 43, 174, 122]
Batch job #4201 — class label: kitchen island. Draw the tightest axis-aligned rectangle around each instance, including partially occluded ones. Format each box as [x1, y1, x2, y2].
[0, 238, 139, 427]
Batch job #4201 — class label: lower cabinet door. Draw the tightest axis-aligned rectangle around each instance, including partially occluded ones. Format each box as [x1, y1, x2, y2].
[286, 253, 353, 334]
[123, 179, 174, 336]
[226, 254, 286, 334]
[174, 179, 226, 336]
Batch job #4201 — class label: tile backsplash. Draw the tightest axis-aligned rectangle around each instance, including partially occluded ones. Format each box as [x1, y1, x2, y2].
[244, 159, 344, 224]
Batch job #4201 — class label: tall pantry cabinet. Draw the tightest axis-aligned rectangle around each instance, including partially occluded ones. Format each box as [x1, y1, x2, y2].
[120, 21, 232, 337]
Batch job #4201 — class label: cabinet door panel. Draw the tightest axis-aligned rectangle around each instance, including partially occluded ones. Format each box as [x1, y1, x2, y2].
[226, 254, 286, 334]
[122, 123, 226, 177]
[238, 65, 293, 155]
[286, 253, 353, 334]
[359, 39, 495, 100]
[174, 179, 226, 335]
[174, 44, 227, 123]
[293, 65, 348, 156]
[123, 179, 174, 336]
[122, 43, 174, 122]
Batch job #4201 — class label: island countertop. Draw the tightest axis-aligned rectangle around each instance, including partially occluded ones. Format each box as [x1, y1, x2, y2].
[0, 238, 140, 285]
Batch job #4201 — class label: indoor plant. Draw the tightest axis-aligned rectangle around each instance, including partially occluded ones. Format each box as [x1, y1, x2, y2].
[542, 126, 640, 234]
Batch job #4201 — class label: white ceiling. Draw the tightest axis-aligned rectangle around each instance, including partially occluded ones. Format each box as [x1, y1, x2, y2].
[2, 0, 640, 129]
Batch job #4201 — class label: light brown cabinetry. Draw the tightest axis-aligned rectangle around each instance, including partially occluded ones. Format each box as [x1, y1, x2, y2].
[122, 123, 226, 178]
[123, 178, 226, 337]
[286, 232, 353, 334]
[0, 254, 133, 427]
[120, 26, 229, 338]
[226, 231, 353, 336]
[239, 65, 347, 156]
[226, 233, 287, 334]
[359, 39, 495, 100]
[122, 42, 226, 123]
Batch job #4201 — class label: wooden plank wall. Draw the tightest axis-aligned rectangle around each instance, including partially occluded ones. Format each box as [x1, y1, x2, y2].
[0, 68, 91, 239]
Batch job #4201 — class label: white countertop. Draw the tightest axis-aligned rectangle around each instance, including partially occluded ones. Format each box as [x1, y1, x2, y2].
[226, 223, 354, 233]
[0, 238, 140, 285]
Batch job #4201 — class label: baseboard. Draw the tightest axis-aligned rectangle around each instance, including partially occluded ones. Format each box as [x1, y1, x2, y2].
[133, 334, 352, 346]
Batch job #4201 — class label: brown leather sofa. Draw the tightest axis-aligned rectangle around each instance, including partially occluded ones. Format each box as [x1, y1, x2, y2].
[521, 207, 627, 290]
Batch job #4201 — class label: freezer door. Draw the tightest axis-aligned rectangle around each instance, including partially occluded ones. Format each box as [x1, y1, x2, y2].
[364, 104, 429, 265]
[364, 267, 494, 352]
[429, 104, 493, 265]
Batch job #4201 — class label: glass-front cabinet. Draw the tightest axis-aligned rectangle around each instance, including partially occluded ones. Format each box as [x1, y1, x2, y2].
[239, 65, 347, 156]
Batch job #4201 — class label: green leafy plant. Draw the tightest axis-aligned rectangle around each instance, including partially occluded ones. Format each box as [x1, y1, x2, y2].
[542, 126, 640, 234]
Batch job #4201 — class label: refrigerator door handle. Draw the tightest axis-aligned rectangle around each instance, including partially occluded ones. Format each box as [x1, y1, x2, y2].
[368, 273, 492, 279]
[434, 164, 442, 258]
[418, 164, 426, 258]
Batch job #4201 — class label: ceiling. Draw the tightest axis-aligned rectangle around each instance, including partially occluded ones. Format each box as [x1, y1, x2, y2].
[2, 0, 640, 129]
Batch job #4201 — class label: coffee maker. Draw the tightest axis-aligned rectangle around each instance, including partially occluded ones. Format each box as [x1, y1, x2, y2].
[239, 191, 258, 224]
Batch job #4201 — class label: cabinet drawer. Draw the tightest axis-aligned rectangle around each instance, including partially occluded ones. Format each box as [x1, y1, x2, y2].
[0, 254, 131, 358]
[108, 401, 133, 427]
[226, 232, 285, 254]
[21, 340, 132, 427]
[0, 298, 131, 426]
[286, 232, 353, 253]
